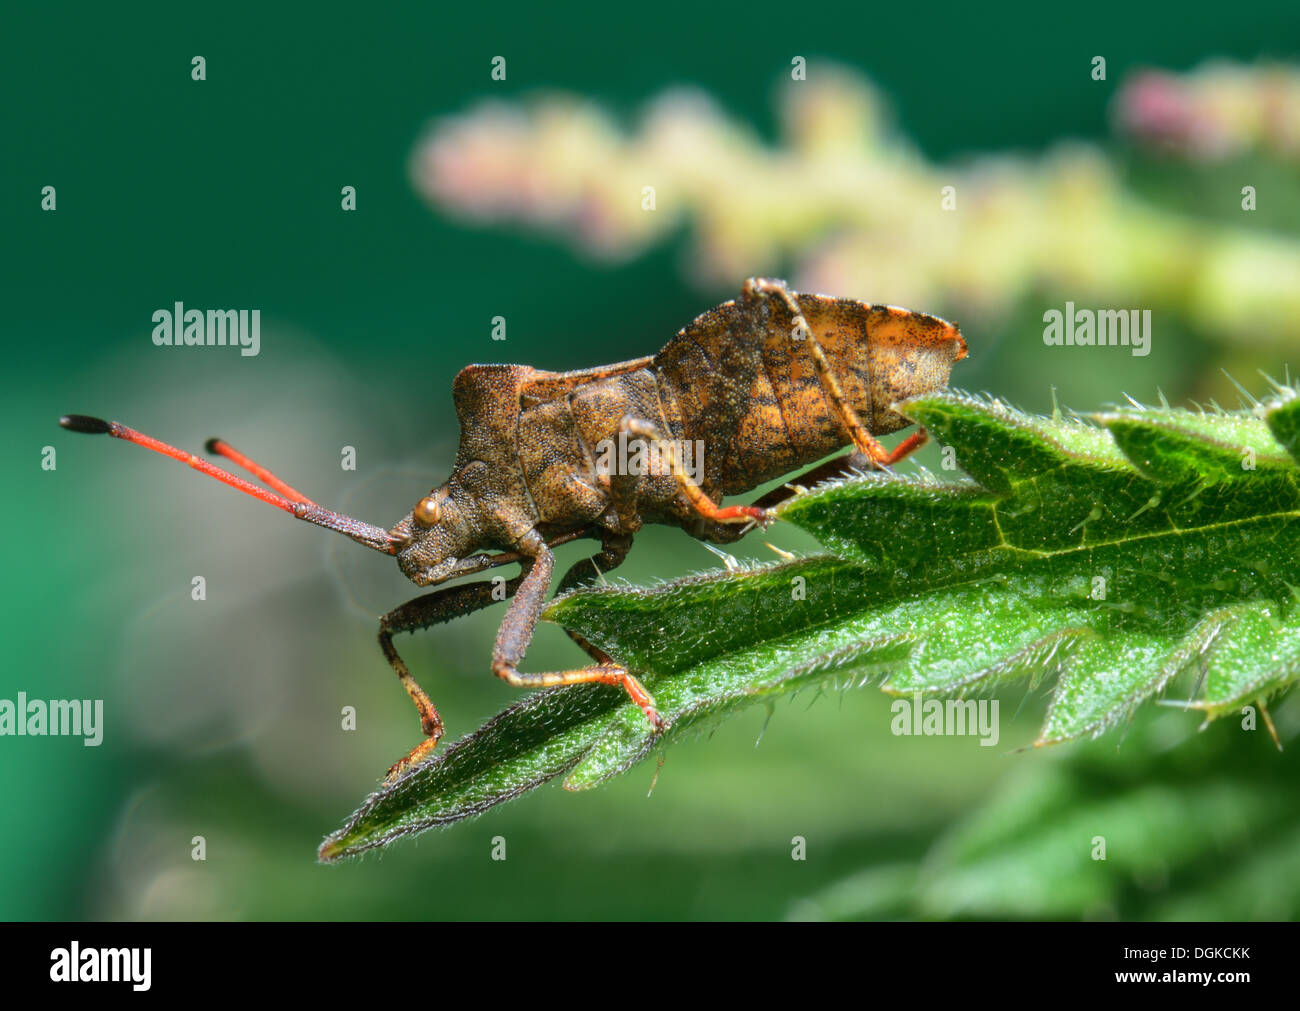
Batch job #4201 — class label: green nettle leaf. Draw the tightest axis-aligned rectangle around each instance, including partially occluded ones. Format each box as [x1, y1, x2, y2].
[319, 389, 1300, 861]
[786, 715, 1300, 921]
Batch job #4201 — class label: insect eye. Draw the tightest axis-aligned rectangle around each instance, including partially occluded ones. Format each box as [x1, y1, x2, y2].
[413, 495, 442, 527]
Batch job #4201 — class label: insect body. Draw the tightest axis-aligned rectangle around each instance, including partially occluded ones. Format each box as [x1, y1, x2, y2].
[61, 278, 966, 781]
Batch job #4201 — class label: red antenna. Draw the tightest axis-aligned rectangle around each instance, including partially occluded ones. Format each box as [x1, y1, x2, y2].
[58, 415, 399, 555]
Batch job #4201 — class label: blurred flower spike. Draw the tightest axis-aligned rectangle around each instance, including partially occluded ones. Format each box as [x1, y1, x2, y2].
[1115, 61, 1300, 161]
[413, 63, 1300, 348]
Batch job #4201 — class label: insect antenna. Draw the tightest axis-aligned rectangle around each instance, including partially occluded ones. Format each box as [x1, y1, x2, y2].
[58, 414, 399, 555]
[204, 436, 315, 504]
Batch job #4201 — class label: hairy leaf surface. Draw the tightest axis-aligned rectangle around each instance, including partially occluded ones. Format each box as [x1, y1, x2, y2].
[321, 390, 1300, 860]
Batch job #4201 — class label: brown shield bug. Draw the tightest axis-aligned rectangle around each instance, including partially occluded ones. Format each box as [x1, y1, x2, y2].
[61, 278, 966, 781]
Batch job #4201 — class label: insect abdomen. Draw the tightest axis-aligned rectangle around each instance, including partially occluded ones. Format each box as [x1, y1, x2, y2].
[653, 294, 966, 496]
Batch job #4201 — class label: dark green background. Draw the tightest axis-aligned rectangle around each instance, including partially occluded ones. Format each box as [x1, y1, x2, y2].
[3, 2, 1297, 919]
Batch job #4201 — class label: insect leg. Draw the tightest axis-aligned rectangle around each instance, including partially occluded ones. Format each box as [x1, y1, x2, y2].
[378, 528, 621, 781]
[742, 276, 929, 469]
[618, 416, 772, 527]
[750, 450, 865, 509]
[750, 434, 929, 514]
[378, 571, 526, 782]
[555, 532, 633, 664]
[555, 531, 633, 594]
[606, 468, 644, 536]
[805, 334, 929, 467]
[492, 531, 665, 729]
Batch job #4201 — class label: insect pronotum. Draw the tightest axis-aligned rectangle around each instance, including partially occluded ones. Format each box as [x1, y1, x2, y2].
[61, 278, 967, 781]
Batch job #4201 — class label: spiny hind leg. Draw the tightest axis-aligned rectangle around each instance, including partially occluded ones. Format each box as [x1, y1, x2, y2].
[805, 330, 928, 467]
[807, 332, 930, 467]
[493, 532, 664, 730]
[751, 450, 863, 510]
[378, 570, 526, 783]
[618, 416, 773, 529]
[751, 435, 925, 513]
[743, 277, 928, 469]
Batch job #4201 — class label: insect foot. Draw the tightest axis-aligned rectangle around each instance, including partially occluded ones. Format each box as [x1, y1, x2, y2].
[601, 664, 666, 731]
[716, 503, 774, 529]
[595, 662, 666, 731]
[383, 734, 444, 785]
[640, 695, 668, 732]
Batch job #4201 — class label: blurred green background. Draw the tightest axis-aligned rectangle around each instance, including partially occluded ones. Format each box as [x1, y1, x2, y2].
[3, 2, 1299, 920]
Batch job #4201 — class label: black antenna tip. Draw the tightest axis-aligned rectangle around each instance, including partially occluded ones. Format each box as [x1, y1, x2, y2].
[203, 437, 221, 454]
[59, 414, 112, 434]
